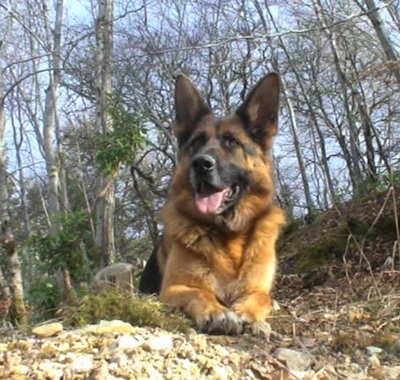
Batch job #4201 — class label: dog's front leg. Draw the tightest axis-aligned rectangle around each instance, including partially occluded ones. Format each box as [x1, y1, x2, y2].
[160, 248, 243, 335]
[231, 254, 276, 335]
[161, 283, 243, 334]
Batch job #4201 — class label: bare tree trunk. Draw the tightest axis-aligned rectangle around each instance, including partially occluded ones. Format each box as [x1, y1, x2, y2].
[10, 107, 31, 238]
[262, 3, 336, 205]
[0, 267, 11, 320]
[41, 0, 74, 299]
[0, 222, 27, 325]
[253, 1, 314, 214]
[281, 78, 315, 215]
[313, 0, 365, 192]
[346, 36, 392, 176]
[356, 0, 400, 85]
[42, 0, 62, 226]
[94, 0, 116, 267]
[385, 0, 400, 32]
[0, 70, 8, 228]
[0, 66, 27, 326]
[52, 0, 69, 214]
[10, 105, 33, 283]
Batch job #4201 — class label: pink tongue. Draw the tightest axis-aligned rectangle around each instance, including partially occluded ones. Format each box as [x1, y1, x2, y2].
[195, 190, 225, 213]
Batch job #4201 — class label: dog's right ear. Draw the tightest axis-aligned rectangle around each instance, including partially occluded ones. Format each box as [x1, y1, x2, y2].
[173, 75, 211, 148]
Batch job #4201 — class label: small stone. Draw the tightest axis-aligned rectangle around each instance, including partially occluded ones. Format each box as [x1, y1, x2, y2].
[350, 362, 361, 372]
[244, 368, 257, 379]
[212, 365, 229, 380]
[10, 364, 30, 375]
[366, 346, 383, 356]
[191, 334, 207, 351]
[392, 340, 400, 355]
[249, 321, 272, 339]
[116, 334, 141, 351]
[32, 322, 63, 337]
[112, 352, 128, 367]
[185, 328, 197, 340]
[290, 370, 315, 379]
[57, 342, 70, 352]
[384, 366, 400, 379]
[92, 360, 110, 380]
[38, 360, 64, 379]
[108, 362, 118, 372]
[143, 362, 163, 379]
[145, 335, 173, 354]
[275, 348, 313, 372]
[215, 345, 229, 357]
[90, 320, 136, 335]
[70, 355, 94, 373]
[368, 355, 381, 368]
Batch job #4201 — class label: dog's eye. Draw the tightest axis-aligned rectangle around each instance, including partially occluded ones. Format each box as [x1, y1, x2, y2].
[189, 134, 206, 152]
[223, 134, 240, 149]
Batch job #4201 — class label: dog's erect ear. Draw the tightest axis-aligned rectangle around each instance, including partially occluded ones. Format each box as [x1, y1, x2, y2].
[173, 75, 211, 147]
[236, 73, 280, 151]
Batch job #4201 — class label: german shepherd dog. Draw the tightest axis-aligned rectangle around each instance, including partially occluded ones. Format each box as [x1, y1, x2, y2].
[139, 72, 285, 335]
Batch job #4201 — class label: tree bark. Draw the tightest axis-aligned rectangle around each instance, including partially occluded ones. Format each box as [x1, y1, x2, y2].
[0, 65, 27, 326]
[0, 221, 27, 325]
[94, 0, 116, 267]
[42, 0, 65, 225]
[357, 0, 400, 86]
[281, 78, 315, 215]
[313, 0, 365, 192]
[262, 3, 336, 205]
[253, 1, 314, 215]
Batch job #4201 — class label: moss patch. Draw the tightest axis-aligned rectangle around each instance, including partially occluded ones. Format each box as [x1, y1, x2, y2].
[63, 290, 191, 332]
[295, 229, 350, 273]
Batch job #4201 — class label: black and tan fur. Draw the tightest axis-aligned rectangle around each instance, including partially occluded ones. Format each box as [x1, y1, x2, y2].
[139, 73, 285, 335]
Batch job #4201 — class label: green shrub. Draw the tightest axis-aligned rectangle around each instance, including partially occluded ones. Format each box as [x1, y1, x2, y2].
[28, 276, 60, 321]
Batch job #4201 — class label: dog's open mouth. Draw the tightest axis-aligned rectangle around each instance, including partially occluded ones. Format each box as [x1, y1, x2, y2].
[195, 182, 240, 214]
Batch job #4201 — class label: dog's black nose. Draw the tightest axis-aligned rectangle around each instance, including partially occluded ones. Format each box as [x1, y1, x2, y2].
[192, 154, 216, 173]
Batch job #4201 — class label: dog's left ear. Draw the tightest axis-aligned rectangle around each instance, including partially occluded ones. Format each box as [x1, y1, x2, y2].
[236, 73, 280, 151]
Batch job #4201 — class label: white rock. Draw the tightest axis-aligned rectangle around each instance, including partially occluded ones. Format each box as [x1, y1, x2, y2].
[116, 334, 141, 351]
[38, 361, 64, 379]
[70, 355, 94, 373]
[290, 370, 315, 379]
[275, 348, 313, 371]
[112, 352, 128, 367]
[215, 345, 229, 357]
[212, 365, 229, 380]
[143, 362, 163, 379]
[108, 362, 118, 372]
[366, 346, 383, 356]
[384, 366, 400, 379]
[10, 364, 30, 375]
[368, 355, 381, 368]
[145, 335, 173, 354]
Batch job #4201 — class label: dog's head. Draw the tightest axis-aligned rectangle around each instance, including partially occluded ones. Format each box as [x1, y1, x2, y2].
[169, 73, 280, 231]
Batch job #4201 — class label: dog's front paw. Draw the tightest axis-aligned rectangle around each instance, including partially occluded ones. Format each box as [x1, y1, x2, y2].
[200, 310, 243, 335]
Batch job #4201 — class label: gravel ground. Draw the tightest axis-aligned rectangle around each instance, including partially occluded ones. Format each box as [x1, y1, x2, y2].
[1, 319, 400, 380]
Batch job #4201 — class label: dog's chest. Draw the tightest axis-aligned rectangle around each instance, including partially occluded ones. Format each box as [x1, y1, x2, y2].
[210, 240, 251, 305]
[213, 272, 245, 306]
